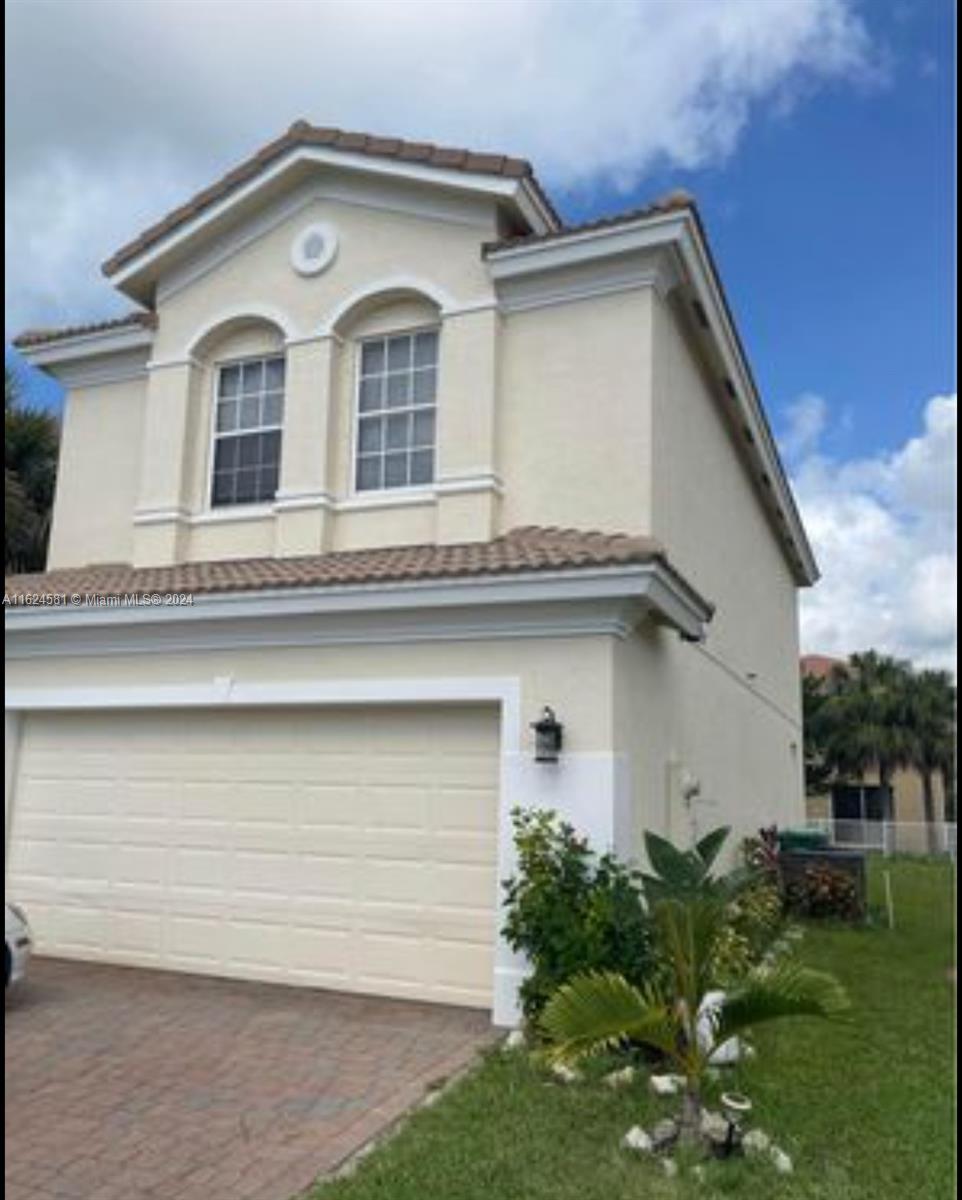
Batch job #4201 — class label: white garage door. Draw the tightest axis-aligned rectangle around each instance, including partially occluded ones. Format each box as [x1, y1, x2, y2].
[7, 704, 499, 1008]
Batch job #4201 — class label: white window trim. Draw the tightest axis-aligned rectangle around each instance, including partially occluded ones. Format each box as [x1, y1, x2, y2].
[206, 351, 286, 512]
[350, 324, 441, 500]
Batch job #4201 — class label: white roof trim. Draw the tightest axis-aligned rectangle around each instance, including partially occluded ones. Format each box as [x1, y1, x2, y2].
[4, 562, 713, 646]
[17, 324, 154, 368]
[108, 145, 553, 290]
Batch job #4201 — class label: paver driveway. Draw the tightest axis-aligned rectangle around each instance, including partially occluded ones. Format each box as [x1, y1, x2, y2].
[5, 958, 495, 1200]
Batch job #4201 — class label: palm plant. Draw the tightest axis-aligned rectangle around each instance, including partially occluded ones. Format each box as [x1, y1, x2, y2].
[808, 652, 915, 808]
[5, 367, 60, 573]
[540, 828, 850, 1142]
[904, 670, 956, 851]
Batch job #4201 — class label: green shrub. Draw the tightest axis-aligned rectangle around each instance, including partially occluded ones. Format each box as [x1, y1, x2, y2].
[711, 879, 785, 984]
[501, 808, 655, 1023]
[785, 862, 864, 920]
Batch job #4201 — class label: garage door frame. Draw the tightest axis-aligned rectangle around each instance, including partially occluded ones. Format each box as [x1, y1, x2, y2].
[5, 675, 528, 1025]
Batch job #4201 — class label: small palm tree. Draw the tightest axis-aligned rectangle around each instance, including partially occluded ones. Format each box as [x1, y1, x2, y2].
[540, 828, 850, 1143]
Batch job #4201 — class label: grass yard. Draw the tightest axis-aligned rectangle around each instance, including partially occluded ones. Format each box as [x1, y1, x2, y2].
[310, 858, 955, 1200]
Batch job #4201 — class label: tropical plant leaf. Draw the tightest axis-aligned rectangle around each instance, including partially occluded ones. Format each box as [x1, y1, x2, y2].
[694, 826, 730, 872]
[539, 970, 678, 1065]
[713, 963, 851, 1047]
[644, 831, 698, 889]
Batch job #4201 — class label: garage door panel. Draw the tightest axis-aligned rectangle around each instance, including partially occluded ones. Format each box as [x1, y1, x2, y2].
[431, 863, 494, 909]
[109, 909, 164, 956]
[124, 779, 176, 817]
[430, 788, 497, 832]
[286, 924, 352, 965]
[297, 855, 356, 898]
[288, 897, 357, 929]
[9, 704, 499, 1008]
[114, 845, 166, 886]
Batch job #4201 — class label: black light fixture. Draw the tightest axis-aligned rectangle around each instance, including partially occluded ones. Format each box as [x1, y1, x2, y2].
[531, 706, 563, 763]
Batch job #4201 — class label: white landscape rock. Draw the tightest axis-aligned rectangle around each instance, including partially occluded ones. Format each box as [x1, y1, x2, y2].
[622, 1126, 654, 1153]
[649, 1073, 685, 1096]
[699, 1109, 730, 1146]
[551, 1063, 582, 1085]
[503, 1029, 526, 1052]
[770, 1146, 794, 1174]
[662, 1158, 679, 1178]
[603, 1065, 637, 1089]
[742, 1128, 771, 1157]
[651, 1118, 679, 1149]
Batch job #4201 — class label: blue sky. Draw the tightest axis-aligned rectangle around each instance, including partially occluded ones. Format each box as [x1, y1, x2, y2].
[5, 0, 956, 666]
[555, 0, 955, 462]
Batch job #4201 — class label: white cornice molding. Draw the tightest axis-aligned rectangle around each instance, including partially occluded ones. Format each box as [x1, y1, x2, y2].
[486, 211, 688, 278]
[435, 472, 504, 496]
[496, 261, 678, 316]
[16, 324, 155, 365]
[110, 145, 553, 294]
[183, 303, 299, 356]
[4, 562, 713, 655]
[18, 330, 154, 386]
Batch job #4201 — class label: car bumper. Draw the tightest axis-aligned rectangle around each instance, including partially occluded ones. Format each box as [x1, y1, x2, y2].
[8, 936, 33, 986]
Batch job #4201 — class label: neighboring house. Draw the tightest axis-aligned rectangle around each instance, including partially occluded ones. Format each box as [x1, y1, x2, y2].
[801, 654, 947, 846]
[4, 123, 817, 1026]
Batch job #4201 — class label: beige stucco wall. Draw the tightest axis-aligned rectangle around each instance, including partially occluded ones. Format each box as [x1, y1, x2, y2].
[5, 635, 616, 757]
[650, 293, 802, 719]
[152, 192, 497, 361]
[613, 624, 803, 867]
[47, 377, 146, 569]
[498, 289, 654, 536]
[638, 292, 806, 840]
[44, 177, 666, 569]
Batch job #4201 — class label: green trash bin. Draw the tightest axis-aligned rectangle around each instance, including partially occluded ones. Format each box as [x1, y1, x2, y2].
[778, 828, 830, 852]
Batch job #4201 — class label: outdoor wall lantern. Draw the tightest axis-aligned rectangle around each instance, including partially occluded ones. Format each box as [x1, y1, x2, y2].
[531, 706, 563, 763]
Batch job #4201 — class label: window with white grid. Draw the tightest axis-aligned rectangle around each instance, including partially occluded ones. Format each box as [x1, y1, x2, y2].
[355, 330, 438, 492]
[211, 356, 285, 507]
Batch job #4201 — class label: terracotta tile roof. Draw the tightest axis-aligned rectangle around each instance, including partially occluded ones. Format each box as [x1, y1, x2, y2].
[800, 654, 846, 680]
[12, 312, 157, 349]
[4, 527, 687, 602]
[483, 190, 695, 254]
[102, 122, 561, 277]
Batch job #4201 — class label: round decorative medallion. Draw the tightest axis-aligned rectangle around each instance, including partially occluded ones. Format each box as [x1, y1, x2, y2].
[290, 222, 338, 276]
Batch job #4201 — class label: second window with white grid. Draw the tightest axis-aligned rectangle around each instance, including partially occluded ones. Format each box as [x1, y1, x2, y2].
[356, 330, 438, 491]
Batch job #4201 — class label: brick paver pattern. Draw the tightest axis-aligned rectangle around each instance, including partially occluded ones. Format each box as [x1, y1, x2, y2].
[5, 959, 494, 1200]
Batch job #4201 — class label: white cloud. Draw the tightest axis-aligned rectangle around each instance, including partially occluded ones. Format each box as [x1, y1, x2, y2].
[782, 394, 957, 671]
[5, 0, 877, 333]
[779, 392, 828, 459]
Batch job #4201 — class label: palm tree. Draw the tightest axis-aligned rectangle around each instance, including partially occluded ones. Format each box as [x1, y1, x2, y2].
[5, 367, 60, 573]
[904, 670, 956, 852]
[808, 652, 916, 814]
[801, 672, 835, 796]
[540, 828, 850, 1143]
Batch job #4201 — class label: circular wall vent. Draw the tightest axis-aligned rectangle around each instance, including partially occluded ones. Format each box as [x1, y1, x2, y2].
[291, 222, 338, 276]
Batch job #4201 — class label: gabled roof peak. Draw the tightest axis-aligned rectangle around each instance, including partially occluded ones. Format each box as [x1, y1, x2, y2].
[101, 121, 560, 279]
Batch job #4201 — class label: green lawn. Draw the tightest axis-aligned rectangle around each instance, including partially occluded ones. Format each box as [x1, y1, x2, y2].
[310, 858, 955, 1200]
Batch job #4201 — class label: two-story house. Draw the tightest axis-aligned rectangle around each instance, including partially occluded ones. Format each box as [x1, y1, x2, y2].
[5, 123, 817, 1025]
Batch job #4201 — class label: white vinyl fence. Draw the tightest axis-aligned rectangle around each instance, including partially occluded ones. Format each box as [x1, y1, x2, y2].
[804, 818, 957, 860]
